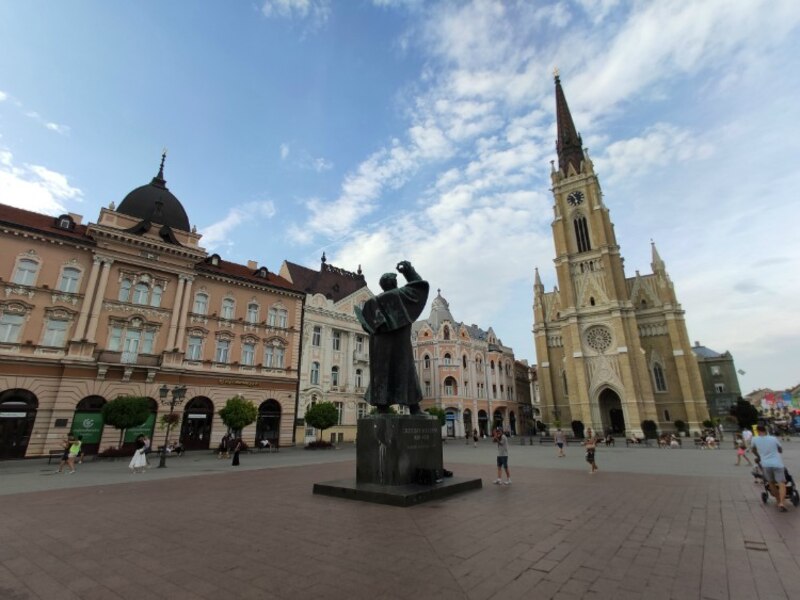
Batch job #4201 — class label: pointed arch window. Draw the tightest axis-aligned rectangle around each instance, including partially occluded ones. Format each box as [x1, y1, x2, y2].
[462, 355, 468, 368]
[574, 215, 592, 253]
[443, 353, 452, 365]
[423, 355, 430, 369]
[653, 363, 667, 392]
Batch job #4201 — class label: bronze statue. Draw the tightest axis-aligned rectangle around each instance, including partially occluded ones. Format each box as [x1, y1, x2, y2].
[355, 261, 429, 414]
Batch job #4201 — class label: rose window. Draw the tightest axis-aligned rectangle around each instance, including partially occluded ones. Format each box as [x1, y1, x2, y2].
[585, 326, 612, 353]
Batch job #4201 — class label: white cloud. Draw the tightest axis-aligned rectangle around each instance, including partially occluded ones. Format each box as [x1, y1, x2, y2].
[261, 0, 331, 26]
[0, 149, 82, 214]
[0, 90, 7, 102]
[280, 143, 290, 160]
[45, 122, 70, 135]
[200, 201, 276, 249]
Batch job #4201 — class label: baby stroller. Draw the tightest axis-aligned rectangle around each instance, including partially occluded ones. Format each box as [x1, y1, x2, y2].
[758, 465, 800, 507]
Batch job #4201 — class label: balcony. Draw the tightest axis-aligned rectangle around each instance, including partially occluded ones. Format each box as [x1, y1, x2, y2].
[353, 350, 369, 363]
[95, 350, 160, 367]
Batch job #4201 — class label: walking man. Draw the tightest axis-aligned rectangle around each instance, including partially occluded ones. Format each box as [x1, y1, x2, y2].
[493, 427, 511, 485]
[555, 428, 566, 457]
[750, 424, 789, 512]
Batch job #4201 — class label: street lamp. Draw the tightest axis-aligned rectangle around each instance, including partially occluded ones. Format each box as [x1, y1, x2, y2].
[158, 384, 187, 468]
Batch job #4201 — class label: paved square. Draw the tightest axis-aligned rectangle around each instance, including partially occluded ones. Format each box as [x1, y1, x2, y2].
[1, 441, 799, 599]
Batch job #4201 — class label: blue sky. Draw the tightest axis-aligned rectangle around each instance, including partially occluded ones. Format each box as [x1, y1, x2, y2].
[1, 1, 799, 393]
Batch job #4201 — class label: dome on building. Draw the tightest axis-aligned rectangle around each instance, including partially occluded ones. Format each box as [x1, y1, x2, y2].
[116, 154, 191, 232]
[427, 289, 456, 331]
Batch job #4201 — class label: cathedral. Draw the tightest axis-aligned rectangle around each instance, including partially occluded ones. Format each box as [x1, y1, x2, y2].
[533, 75, 709, 437]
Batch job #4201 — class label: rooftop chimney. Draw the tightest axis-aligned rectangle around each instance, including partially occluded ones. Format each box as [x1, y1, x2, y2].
[68, 212, 83, 225]
[247, 260, 258, 270]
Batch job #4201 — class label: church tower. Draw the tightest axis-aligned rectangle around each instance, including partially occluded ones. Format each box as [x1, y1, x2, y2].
[533, 73, 708, 437]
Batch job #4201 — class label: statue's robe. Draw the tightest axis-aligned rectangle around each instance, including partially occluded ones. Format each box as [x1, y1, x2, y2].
[355, 278, 429, 408]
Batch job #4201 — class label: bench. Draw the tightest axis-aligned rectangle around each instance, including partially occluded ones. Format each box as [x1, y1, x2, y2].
[47, 449, 64, 464]
[254, 442, 278, 453]
[625, 438, 655, 447]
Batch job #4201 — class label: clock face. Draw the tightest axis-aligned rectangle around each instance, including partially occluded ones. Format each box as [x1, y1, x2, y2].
[567, 191, 584, 206]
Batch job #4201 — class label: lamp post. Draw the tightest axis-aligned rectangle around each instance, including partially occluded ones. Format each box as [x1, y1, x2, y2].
[158, 384, 187, 468]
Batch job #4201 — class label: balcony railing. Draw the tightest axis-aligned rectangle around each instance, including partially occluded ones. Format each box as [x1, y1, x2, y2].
[95, 350, 159, 367]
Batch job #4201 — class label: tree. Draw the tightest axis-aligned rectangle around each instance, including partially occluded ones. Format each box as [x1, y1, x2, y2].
[218, 396, 257, 436]
[730, 398, 759, 430]
[305, 402, 339, 443]
[425, 406, 446, 427]
[102, 396, 150, 447]
[641, 420, 658, 439]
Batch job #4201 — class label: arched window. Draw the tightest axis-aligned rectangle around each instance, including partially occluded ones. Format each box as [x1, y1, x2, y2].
[150, 285, 163, 307]
[490, 360, 495, 371]
[12, 259, 38, 286]
[310, 361, 320, 385]
[193, 293, 208, 315]
[444, 376, 458, 396]
[589, 296, 595, 306]
[331, 366, 340, 387]
[119, 279, 132, 302]
[132, 282, 149, 305]
[58, 267, 80, 293]
[443, 325, 450, 340]
[443, 353, 451, 365]
[423, 355, 430, 369]
[653, 363, 667, 392]
[355, 369, 363, 388]
[221, 298, 235, 320]
[247, 303, 259, 323]
[574, 215, 592, 253]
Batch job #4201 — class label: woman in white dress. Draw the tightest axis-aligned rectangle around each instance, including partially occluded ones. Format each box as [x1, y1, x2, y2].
[129, 437, 148, 473]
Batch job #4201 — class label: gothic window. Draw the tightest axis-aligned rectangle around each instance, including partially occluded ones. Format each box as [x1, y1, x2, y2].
[241, 341, 256, 366]
[443, 325, 450, 340]
[193, 293, 209, 315]
[443, 353, 451, 365]
[312, 326, 321, 346]
[490, 360, 495, 371]
[310, 361, 320, 385]
[12, 258, 38, 286]
[331, 366, 340, 387]
[119, 279, 132, 302]
[132, 283, 149, 305]
[424, 355, 431, 369]
[221, 298, 235, 320]
[150, 285, 163, 308]
[0, 313, 25, 343]
[246, 303, 259, 323]
[585, 326, 612, 353]
[463, 355, 468, 368]
[58, 267, 81, 293]
[574, 215, 592, 253]
[444, 376, 457, 396]
[653, 363, 667, 392]
[492, 384, 497, 399]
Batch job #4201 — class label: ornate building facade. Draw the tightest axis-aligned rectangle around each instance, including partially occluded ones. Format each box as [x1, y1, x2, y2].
[533, 76, 709, 437]
[0, 157, 303, 459]
[279, 256, 374, 443]
[413, 290, 519, 438]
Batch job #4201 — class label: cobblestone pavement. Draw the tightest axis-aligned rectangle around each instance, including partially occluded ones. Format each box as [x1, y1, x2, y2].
[1, 441, 799, 599]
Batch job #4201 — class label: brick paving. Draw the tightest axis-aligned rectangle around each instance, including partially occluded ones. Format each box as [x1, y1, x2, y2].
[1, 444, 800, 599]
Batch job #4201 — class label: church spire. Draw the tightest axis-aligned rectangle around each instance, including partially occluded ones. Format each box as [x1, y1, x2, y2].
[554, 70, 584, 175]
[534, 267, 544, 296]
[651, 240, 666, 273]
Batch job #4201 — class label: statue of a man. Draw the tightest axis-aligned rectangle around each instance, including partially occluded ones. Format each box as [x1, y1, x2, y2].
[355, 261, 429, 414]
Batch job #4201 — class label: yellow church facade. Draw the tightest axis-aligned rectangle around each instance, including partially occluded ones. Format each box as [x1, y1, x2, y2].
[533, 75, 709, 437]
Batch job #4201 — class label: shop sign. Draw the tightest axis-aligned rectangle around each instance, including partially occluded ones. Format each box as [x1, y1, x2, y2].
[70, 412, 104, 443]
[0, 412, 26, 418]
[188, 413, 207, 419]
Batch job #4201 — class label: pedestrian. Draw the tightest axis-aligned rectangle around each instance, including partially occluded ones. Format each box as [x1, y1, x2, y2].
[218, 433, 230, 459]
[231, 436, 242, 466]
[735, 434, 752, 466]
[472, 428, 478, 448]
[555, 428, 566, 457]
[55, 435, 71, 473]
[129, 436, 147, 474]
[66, 435, 81, 474]
[750, 424, 789, 512]
[465, 429, 470, 445]
[741, 427, 753, 449]
[584, 427, 598, 474]
[493, 427, 511, 485]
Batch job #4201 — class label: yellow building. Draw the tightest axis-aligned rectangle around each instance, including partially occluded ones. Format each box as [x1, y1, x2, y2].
[533, 76, 709, 437]
[0, 156, 303, 459]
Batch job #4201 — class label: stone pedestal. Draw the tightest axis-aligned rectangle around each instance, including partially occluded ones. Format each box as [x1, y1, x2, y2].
[314, 413, 482, 506]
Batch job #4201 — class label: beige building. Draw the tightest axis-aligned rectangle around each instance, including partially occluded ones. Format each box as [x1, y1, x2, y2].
[0, 157, 303, 459]
[413, 290, 518, 438]
[533, 75, 709, 437]
[279, 256, 374, 443]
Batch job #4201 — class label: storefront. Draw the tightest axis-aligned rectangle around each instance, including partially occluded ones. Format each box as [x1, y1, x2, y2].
[0, 389, 37, 460]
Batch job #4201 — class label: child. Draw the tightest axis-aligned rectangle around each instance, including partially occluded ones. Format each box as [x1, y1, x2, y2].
[735, 434, 752, 466]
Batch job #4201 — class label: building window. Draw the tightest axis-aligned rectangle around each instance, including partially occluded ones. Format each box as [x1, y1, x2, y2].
[491, 360, 495, 371]
[574, 215, 592, 253]
[443, 353, 451, 365]
[265, 343, 285, 368]
[463, 355, 467, 368]
[355, 369, 363, 388]
[268, 307, 288, 328]
[664, 409, 671, 422]
[247, 303, 259, 323]
[711, 366, 721, 376]
[653, 363, 667, 392]
[0, 313, 25, 343]
[335, 402, 344, 425]
[122, 330, 140, 362]
[150, 285, 163, 308]
[562, 370, 569, 396]
[356, 335, 364, 353]
[477, 383, 484, 398]
[357, 402, 368, 419]
[58, 268, 80, 293]
[424, 381, 431, 396]
[12, 259, 38, 286]
[242, 342, 256, 366]
[193, 293, 208, 315]
[187, 335, 203, 360]
[331, 366, 340, 387]
[332, 331, 341, 351]
[492, 384, 497, 399]
[310, 361, 320, 385]
[424, 355, 430, 369]
[221, 298, 235, 320]
[215, 339, 230, 363]
[444, 377, 457, 396]
[443, 325, 450, 340]
[108, 325, 123, 351]
[119, 279, 132, 302]
[464, 380, 469, 394]
[312, 326, 321, 347]
[141, 329, 155, 354]
[714, 383, 726, 393]
[132, 283, 149, 305]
